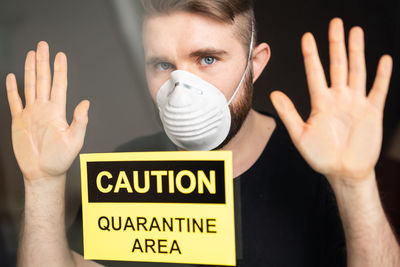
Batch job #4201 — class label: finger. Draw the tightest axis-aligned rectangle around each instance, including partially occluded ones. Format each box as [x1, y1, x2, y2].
[68, 100, 90, 145]
[36, 41, 52, 101]
[51, 52, 68, 111]
[348, 26, 366, 93]
[368, 55, 393, 111]
[270, 91, 304, 143]
[6, 74, 23, 117]
[301, 32, 328, 108]
[329, 18, 348, 88]
[24, 50, 36, 106]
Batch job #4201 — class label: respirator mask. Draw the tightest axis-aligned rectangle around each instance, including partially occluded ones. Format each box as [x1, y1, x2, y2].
[156, 23, 255, 151]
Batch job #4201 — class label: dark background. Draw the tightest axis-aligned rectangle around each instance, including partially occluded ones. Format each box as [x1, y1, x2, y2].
[253, 0, 400, 150]
[0, 0, 399, 265]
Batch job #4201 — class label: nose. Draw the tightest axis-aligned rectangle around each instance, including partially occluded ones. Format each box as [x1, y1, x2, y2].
[168, 82, 193, 107]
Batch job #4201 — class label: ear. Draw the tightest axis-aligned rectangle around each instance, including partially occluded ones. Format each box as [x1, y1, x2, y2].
[251, 42, 271, 83]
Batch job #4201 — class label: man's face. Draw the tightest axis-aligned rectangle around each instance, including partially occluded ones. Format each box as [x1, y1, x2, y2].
[142, 11, 253, 148]
[143, 11, 251, 102]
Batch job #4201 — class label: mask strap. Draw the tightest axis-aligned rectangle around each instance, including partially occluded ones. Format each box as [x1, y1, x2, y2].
[227, 21, 255, 106]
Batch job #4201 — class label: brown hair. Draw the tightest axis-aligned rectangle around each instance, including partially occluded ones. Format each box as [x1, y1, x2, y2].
[140, 0, 256, 49]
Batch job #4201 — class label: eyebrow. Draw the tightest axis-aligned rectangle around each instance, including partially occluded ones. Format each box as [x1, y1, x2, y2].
[146, 56, 170, 66]
[189, 48, 228, 58]
[145, 48, 228, 65]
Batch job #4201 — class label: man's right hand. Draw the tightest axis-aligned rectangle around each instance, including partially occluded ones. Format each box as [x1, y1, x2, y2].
[6, 41, 89, 181]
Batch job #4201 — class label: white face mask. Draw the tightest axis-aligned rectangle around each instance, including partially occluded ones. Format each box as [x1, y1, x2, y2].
[156, 23, 255, 151]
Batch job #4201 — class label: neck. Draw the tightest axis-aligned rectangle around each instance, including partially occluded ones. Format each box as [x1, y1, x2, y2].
[220, 109, 276, 178]
[176, 109, 275, 177]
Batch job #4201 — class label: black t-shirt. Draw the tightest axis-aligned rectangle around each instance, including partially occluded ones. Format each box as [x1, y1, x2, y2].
[68, 114, 346, 266]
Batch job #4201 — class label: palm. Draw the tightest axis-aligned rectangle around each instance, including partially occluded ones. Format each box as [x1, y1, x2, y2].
[297, 89, 382, 179]
[6, 42, 89, 180]
[271, 18, 392, 182]
[13, 104, 71, 178]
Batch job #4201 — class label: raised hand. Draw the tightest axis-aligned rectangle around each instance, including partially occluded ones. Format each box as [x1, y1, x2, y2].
[6, 41, 89, 181]
[270, 18, 393, 184]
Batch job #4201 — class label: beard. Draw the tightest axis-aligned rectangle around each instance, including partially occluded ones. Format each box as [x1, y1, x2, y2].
[213, 68, 253, 150]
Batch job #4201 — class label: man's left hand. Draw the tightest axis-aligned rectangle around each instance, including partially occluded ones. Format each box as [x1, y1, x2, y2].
[271, 18, 393, 186]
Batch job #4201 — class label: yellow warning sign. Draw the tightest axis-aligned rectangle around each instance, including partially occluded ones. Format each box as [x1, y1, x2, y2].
[80, 151, 236, 266]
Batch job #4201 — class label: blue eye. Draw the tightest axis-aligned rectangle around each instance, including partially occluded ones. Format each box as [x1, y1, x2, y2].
[156, 62, 173, 71]
[200, 56, 216, 66]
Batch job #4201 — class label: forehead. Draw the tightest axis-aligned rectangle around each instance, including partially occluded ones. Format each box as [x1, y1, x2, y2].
[142, 12, 240, 58]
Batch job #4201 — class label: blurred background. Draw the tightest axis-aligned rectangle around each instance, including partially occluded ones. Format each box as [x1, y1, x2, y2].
[0, 0, 399, 265]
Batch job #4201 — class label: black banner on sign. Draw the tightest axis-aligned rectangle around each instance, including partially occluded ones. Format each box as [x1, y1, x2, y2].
[87, 160, 226, 203]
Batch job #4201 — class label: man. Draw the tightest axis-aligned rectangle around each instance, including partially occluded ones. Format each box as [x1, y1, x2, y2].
[5, 0, 400, 266]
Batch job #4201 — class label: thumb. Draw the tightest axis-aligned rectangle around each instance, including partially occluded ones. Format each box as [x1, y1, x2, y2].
[68, 100, 90, 144]
[270, 91, 304, 143]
